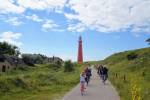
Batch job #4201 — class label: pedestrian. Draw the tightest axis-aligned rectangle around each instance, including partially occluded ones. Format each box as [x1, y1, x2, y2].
[98, 65, 104, 80]
[103, 66, 108, 84]
[84, 66, 91, 86]
[80, 72, 86, 96]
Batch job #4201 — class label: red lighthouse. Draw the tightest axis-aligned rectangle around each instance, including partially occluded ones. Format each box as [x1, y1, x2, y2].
[77, 36, 83, 64]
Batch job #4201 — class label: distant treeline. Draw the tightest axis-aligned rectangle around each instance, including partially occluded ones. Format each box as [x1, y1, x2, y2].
[22, 54, 49, 66]
[0, 42, 63, 66]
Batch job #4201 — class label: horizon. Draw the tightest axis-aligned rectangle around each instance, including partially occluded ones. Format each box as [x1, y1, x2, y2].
[0, 0, 150, 62]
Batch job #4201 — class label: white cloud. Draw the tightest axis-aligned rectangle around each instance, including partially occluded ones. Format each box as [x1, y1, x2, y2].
[1, 0, 149, 33]
[0, 0, 67, 14]
[25, 14, 43, 22]
[133, 33, 140, 37]
[0, 31, 22, 46]
[18, 0, 67, 11]
[67, 23, 85, 32]
[25, 14, 65, 32]
[0, 0, 25, 14]
[5, 17, 23, 26]
[64, 13, 78, 20]
[42, 20, 59, 32]
[65, 0, 150, 33]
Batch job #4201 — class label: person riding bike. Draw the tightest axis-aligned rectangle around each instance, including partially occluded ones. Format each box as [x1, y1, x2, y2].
[80, 72, 86, 96]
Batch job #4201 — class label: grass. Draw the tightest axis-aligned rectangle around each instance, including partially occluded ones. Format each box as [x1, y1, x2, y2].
[0, 63, 81, 100]
[98, 47, 150, 100]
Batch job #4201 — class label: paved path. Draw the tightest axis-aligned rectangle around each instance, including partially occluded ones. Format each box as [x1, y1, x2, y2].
[62, 68, 120, 100]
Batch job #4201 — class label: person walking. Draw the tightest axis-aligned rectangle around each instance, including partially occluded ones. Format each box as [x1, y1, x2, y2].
[88, 66, 92, 78]
[97, 65, 104, 80]
[103, 66, 108, 85]
[84, 66, 92, 86]
[80, 72, 86, 96]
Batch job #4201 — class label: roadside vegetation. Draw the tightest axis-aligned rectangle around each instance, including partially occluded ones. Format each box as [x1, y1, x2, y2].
[0, 41, 82, 100]
[0, 61, 81, 100]
[99, 47, 150, 100]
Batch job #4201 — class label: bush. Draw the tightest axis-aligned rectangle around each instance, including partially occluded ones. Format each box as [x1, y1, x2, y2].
[46, 63, 61, 70]
[16, 66, 28, 71]
[0, 81, 10, 93]
[13, 77, 28, 89]
[22, 55, 35, 66]
[56, 60, 62, 66]
[127, 53, 138, 60]
[37, 73, 57, 86]
[64, 60, 74, 72]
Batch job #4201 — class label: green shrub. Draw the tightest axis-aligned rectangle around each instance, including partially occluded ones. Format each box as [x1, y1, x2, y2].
[46, 63, 61, 70]
[0, 81, 10, 93]
[13, 77, 28, 89]
[127, 52, 138, 60]
[64, 60, 74, 72]
[37, 73, 57, 86]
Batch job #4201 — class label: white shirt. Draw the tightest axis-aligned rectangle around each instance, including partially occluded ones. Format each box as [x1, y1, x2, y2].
[80, 75, 85, 82]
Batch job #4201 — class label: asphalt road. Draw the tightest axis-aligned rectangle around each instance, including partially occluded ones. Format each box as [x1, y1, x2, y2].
[62, 68, 120, 100]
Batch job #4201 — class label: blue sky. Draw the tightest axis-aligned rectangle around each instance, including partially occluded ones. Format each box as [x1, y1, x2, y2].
[0, 0, 150, 61]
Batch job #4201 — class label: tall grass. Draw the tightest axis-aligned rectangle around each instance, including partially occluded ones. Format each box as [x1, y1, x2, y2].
[0, 63, 81, 100]
[99, 47, 150, 100]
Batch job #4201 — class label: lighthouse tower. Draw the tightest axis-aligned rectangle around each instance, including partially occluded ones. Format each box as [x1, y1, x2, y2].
[77, 36, 83, 64]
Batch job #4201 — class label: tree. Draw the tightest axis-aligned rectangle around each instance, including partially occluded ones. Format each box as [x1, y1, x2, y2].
[21, 53, 48, 66]
[22, 54, 35, 66]
[64, 60, 74, 72]
[0, 42, 20, 56]
[146, 38, 150, 45]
